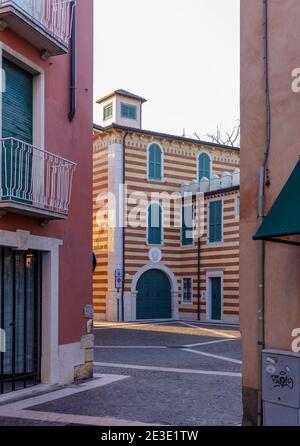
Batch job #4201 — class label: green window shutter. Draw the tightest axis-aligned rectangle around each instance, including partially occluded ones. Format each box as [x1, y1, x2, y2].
[2, 59, 33, 144]
[148, 203, 162, 245]
[182, 205, 194, 246]
[121, 103, 137, 120]
[148, 144, 162, 180]
[209, 201, 222, 243]
[199, 153, 211, 180]
[2, 59, 33, 203]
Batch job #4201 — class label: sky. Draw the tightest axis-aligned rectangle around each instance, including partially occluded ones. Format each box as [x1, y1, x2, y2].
[93, 0, 240, 139]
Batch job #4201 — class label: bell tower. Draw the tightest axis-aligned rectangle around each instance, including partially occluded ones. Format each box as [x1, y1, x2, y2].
[96, 89, 147, 129]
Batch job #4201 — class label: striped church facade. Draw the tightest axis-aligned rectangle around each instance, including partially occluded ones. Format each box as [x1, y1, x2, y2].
[93, 125, 240, 324]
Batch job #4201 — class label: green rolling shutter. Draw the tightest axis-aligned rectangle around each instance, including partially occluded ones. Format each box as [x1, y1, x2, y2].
[209, 200, 222, 243]
[2, 59, 33, 202]
[2, 59, 33, 144]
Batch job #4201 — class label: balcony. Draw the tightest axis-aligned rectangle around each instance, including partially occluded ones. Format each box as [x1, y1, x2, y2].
[181, 169, 240, 195]
[0, 0, 74, 58]
[0, 138, 76, 220]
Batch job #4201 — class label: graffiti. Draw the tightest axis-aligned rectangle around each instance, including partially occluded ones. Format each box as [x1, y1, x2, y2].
[271, 371, 294, 390]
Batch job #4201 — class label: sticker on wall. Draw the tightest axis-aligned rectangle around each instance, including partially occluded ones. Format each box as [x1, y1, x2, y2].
[149, 248, 162, 264]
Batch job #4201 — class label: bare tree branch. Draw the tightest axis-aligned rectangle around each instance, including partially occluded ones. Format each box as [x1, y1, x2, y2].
[195, 123, 240, 147]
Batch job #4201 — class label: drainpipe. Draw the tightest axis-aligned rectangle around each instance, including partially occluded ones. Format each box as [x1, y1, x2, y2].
[121, 132, 129, 321]
[257, 0, 271, 426]
[196, 194, 201, 320]
[68, 1, 77, 122]
[197, 229, 201, 320]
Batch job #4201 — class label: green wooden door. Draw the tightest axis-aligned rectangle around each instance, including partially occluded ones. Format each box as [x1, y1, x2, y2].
[2, 58, 33, 202]
[136, 270, 172, 320]
[211, 277, 222, 320]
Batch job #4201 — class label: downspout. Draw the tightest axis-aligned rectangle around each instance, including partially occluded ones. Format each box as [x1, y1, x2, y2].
[257, 0, 271, 426]
[197, 225, 201, 320]
[196, 194, 201, 320]
[68, 1, 77, 122]
[121, 132, 129, 321]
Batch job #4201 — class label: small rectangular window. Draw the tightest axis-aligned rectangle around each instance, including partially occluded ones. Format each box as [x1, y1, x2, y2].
[103, 103, 113, 121]
[121, 103, 137, 120]
[236, 195, 240, 219]
[182, 278, 193, 304]
[208, 200, 223, 243]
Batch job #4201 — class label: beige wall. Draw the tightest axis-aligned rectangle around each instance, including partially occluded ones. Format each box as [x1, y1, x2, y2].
[240, 0, 300, 423]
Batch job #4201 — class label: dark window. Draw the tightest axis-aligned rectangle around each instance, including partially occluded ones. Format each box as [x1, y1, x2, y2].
[121, 103, 137, 120]
[182, 278, 192, 304]
[103, 103, 113, 121]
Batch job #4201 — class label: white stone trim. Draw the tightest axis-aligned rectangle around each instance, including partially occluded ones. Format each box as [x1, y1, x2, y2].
[0, 229, 62, 386]
[106, 142, 124, 322]
[205, 270, 224, 322]
[126, 262, 179, 321]
[197, 151, 212, 182]
[147, 142, 165, 182]
[0, 42, 45, 148]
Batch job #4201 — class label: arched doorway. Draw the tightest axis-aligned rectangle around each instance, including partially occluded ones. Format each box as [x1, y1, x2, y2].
[136, 269, 172, 320]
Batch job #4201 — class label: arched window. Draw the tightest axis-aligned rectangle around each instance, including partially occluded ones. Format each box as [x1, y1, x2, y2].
[198, 153, 211, 181]
[148, 143, 163, 180]
[147, 203, 163, 245]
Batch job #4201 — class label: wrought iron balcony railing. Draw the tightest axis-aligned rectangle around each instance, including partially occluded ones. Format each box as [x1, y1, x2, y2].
[0, 0, 75, 57]
[0, 138, 76, 219]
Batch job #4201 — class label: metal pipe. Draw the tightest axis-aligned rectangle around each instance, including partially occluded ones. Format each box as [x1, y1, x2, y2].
[68, 0, 77, 122]
[257, 0, 271, 426]
[196, 195, 201, 321]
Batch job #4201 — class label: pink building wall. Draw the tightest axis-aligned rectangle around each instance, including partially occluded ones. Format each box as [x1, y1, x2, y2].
[0, 0, 93, 347]
[241, 0, 300, 425]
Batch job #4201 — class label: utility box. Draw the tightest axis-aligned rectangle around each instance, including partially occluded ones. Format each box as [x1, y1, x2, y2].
[262, 350, 300, 426]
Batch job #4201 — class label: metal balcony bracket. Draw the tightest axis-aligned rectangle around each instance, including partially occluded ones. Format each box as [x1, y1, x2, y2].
[39, 218, 50, 228]
[40, 49, 51, 61]
[0, 19, 8, 31]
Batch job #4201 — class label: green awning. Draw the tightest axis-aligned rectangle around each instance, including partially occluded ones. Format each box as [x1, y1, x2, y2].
[254, 159, 300, 244]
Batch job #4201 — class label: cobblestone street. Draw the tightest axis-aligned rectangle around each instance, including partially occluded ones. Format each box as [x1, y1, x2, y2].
[0, 321, 242, 426]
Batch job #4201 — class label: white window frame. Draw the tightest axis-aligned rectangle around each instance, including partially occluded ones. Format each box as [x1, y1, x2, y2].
[181, 277, 193, 305]
[181, 202, 195, 247]
[235, 194, 240, 219]
[206, 271, 224, 321]
[103, 102, 113, 121]
[207, 198, 224, 245]
[197, 151, 212, 182]
[0, 42, 45, 148]
[147, 142, 165, 182]
[146, 201, 164, 246]
[120, 102, 137, 120]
